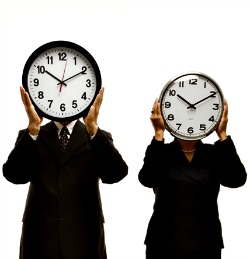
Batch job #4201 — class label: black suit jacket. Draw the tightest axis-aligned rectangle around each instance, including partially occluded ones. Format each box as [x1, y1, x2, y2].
[139, 136, 246, 251]
[3, 120, 128, 259]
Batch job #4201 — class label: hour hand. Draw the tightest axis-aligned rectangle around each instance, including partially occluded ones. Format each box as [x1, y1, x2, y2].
[177, 94, 196, 109]
[45, 70, 67, 86]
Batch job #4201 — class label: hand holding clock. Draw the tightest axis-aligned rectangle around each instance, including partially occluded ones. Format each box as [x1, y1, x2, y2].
[151, 97, 228, 142]
[83, 87, 104, 137]
[150, 98, 165, 141]
[20, 85, 104, 138]
[20, 86, 43, 135]
[216, 100, 228, 141]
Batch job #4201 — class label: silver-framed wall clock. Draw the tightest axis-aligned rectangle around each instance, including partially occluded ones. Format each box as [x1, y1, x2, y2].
[22, 40, 102, 121]
[159, 72, 225, 140]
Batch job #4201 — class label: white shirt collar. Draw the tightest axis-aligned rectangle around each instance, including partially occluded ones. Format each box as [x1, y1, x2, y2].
[54, 120, 77, 136]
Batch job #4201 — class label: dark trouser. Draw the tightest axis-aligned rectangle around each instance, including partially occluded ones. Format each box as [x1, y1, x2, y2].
[146, 246, 221, 259]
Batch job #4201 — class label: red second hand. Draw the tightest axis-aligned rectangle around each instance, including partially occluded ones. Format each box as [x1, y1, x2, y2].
[59, 60, 67, 92]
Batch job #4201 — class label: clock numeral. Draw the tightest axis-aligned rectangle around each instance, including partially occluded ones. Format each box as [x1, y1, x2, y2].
[169, 90, 176, 96]
[81, 92, 87, 100]
[200, 124, 206, 131]
[58, 52, 67, 61]
[48, 100, 53, 108]
[212, 104, 219, 110]
[179, 81, 184, 87]
[187, 127, 194, 134]
[82, 66, 87, 74]
[60, 103, 66, 112]
[209, 116, 215, 122]
[72, 100, 78, 108]
[167, 114, 174, 121]
[38, 91, 44, 99]
[46, 56, 53, 64]
[86, 79, 91, 87]
[210, 91, 216, 97]
[204, 82, 207, 88]
[34, 78, 39, 86]
[189, 79, 197, 85]
[164, 102, 171, 108]
[73, 57, 77, 65]
[37, 65, 45, 74]
[176, 123, 182, 130]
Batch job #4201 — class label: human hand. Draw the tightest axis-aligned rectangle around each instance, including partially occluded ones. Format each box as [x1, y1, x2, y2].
[20, 86, 43, 135]
[216, 100, 228, 141]
[150, 98, 165, 141]
[83, 87, 104, 137]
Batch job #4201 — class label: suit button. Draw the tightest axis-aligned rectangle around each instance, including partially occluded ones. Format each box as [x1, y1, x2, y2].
[59, 193, 64, 199]
[60, 214, 64, 221]
[59, 168, 64, 174]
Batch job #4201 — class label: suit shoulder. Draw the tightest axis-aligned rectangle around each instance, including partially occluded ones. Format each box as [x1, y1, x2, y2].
[100, 129, 111, 137]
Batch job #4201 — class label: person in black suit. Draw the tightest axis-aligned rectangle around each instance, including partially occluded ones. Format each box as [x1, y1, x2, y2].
[138, 99, 247, 259]
[3, 86, 128, 259]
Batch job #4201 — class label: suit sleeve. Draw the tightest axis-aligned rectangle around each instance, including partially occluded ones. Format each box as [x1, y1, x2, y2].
[138, 137, 166, 188]
[2, 129, 37, 184]
[214, 136, 247, 188]
[90, 128, 128, 184]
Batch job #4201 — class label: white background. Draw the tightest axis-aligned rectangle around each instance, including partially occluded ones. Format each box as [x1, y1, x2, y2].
[0, 0, 249, 258]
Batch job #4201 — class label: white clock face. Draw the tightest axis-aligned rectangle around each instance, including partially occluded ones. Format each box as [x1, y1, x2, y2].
[160, 73, 224, 140]
[23, 41, 101, 121]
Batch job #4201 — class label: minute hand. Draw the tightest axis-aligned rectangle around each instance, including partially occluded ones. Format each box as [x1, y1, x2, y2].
[188, 92, 217, 109]
[58, 71, 84, 85]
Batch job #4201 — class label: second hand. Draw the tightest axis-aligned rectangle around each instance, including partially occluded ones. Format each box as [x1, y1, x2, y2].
[59, 60, 68, 92]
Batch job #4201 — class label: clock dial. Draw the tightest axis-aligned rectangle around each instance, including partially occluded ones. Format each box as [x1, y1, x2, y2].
[159, 72, 224, 140]
[22, 41, 101, 121]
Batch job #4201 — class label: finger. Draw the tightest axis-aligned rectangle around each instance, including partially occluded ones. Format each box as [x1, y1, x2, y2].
[93, 95, 101, 115]
[93, 88, 104, 113]
[152, 98, 158, 111]
[97, 87, 104, 105]
[156, 102, 161, 116]
[24, 91, 33, 109]
[100, 87, 104, 95]
[20, 87, 31, 109]
[99, 87, 104, 101]
[20, 86, 27, 105]
[219, 100, 228, 123]
[93, 88, 104, 106]
[151, 98, 158, 116]
[223, 99, 228, 118]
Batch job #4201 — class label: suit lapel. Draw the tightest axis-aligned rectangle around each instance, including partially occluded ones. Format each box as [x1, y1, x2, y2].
[61, 120, 89, 165]
[39, 120, 89, 165]
[172, 139, 203, 183]
[39, 122, 62, 161]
